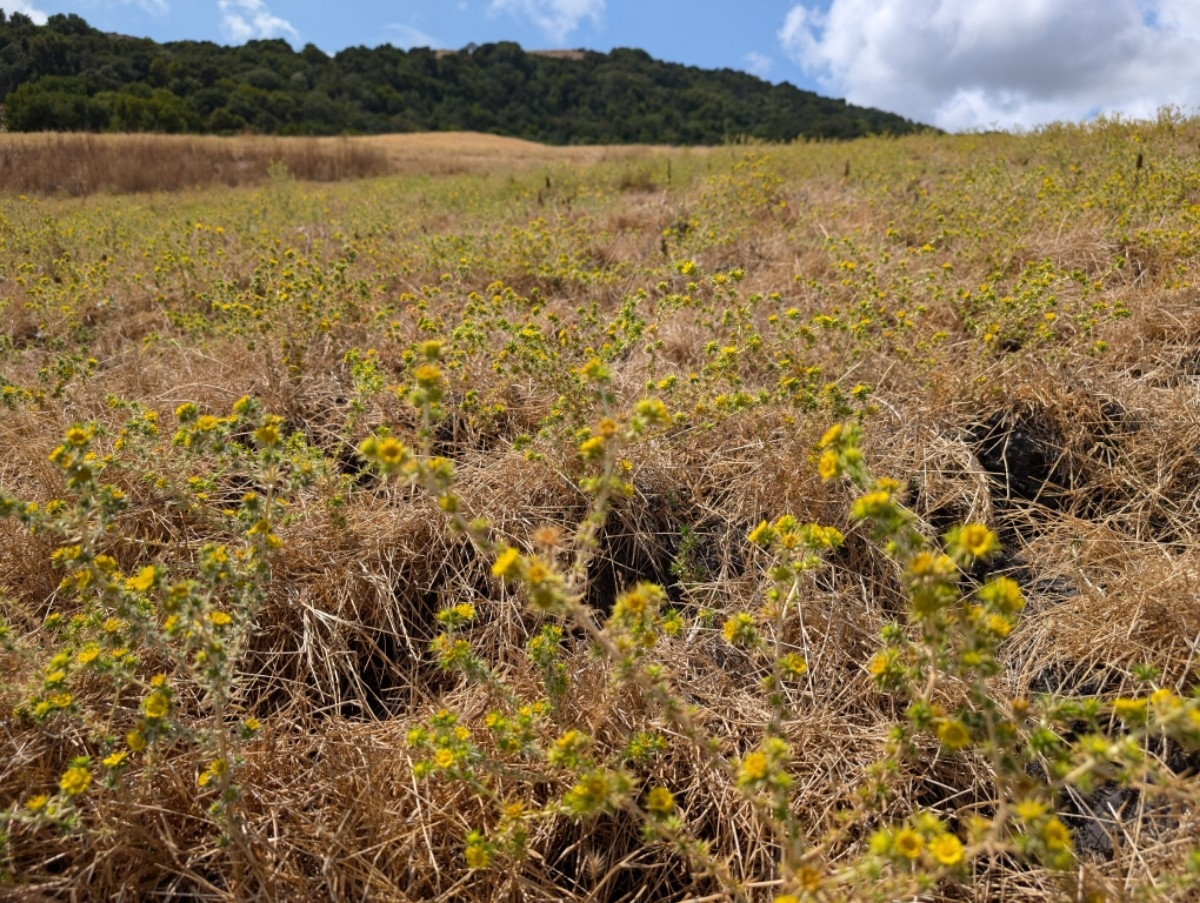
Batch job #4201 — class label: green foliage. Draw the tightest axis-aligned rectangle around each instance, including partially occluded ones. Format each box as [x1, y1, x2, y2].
[0, 13, 927, 141]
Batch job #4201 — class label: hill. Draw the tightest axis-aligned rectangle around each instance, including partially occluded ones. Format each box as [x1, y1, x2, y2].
[0, 10, 927, 143]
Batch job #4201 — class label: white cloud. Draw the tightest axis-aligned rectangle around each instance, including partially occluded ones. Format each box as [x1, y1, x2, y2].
[490, 0, 603, 45]
[744, 51, 773, 79]
[779, 0, 1200, 131]
[386, 23, 440, 50]
[5, 1, 48, 23]
[218, 0, 298, 44]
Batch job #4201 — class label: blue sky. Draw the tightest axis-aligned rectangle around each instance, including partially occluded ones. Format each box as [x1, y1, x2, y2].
[6, 1, 1200, 131]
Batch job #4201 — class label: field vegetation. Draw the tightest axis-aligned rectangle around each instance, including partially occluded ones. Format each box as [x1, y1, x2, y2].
[3, 114, 1200, 901]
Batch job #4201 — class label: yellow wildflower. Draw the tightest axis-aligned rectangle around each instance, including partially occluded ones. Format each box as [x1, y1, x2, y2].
[929, 833, 964, 866]
[26, 794, 49, 812]
[892, 828, 923, 859]
[937, 719, 971, 749]
[126, 565, 156, 592]
[143, 692, 169, 720]
[59, 765, 91, 797]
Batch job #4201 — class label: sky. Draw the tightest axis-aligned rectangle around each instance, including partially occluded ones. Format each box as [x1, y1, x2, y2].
[4, 0, 1200, 132]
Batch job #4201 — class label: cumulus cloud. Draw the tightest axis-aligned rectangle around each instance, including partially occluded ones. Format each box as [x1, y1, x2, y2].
[779, 0, 1200, 130]
[5, 1, 48, 23]
[386, 23, 440, 50]
[744, 51, 773, 79]
[218, 0, 298, 44]
[490, 0, 604, 45]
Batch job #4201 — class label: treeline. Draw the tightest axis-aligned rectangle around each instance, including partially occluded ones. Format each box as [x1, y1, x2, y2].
[0, 11, 927, 143]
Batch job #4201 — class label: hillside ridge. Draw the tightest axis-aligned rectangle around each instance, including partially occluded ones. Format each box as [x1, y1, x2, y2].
[0, 9, 929, 143]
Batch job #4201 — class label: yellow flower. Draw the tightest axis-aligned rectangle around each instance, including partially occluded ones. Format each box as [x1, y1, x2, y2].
[578, 436, 606, 460]
[434, 748, 455, 768]
[102, 751, 129, 768]
[958, 524, 998, 558]
[936, 719, 971, 750]
[208, 610, 233, 627]
[244, 716, 261, 732]
[851, 490, 893, 520]
[196, 415, 219, 431]
[738, 752, 768, 784]
[491, 547, 522, 579]
[65, 427, 89, 446]
[126, 731, 147, 752]
[413, 364, 443, 388]
[747, 520, 772, 546]
[929, 833, 964, 866]
[646, 786, 675, 816]
[143, 691, 169, 720]
[59, 765, 91, 797]
[76, 644, 100, 665]
[125, 565, 156, 593]
[817, 450, 839, 480]
[1041, 817, 1072, 851]
[819, 423, 842, 448]
[1112, 697, 1148, 721]
[987, 613, 1013, 637]
[1015, 798, 1047, 821]
[464, 839, 491, 869]
[254, 423, 280, 446]
[892, 828, 923, 859]
[26, 794, 49, 812]
[779, 653, 808, 678]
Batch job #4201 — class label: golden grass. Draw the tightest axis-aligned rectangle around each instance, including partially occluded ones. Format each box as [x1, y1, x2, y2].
[0, 131, 692, 196]
[3, 117, 1200, 900]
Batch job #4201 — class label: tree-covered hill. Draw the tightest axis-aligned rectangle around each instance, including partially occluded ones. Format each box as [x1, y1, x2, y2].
[0, 10, 928, 143]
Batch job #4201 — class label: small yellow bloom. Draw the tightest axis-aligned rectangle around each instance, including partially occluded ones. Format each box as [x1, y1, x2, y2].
[927, 833, 963, 866]
[1015, 798, 1047, 821]
[817, 450, 839, 480]
[1041, 817, 1072, 851]
[26, 794, 50, 812]
[126, 565, 156, 593]
[646, 786, 675, 816]
[102, 751, 129, 768]
[59, 765, 91, 797]
[739, 752, 768, 784]
[126, 731, 148, 752]
[143, 691, 169, 720]
[819, 423, 842, 448]
[254, 423, 280, 446]
[491, 547, 522, 579]
[958, 523, 998, 559]
[892, 828, 923, 859]
[76, 644, 100, 665]
[578, 436, 606, 460]
[464, 841, 491, 869]
[937, 719, 971, 750]
[434, 748, 455, 768]
[208, 610, 233, 627]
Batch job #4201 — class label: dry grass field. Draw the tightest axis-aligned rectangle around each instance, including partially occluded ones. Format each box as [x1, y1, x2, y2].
[3, 118, 1200, 901]
[0, 131, 691, 195]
